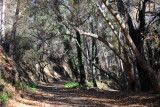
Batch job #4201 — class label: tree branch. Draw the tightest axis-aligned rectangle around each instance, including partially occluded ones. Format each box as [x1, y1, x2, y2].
[74, 37, 123, 89]
[102, 0, 159, 91]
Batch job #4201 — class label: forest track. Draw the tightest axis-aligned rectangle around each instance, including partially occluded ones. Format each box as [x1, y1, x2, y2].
[8, 80, 160, 107]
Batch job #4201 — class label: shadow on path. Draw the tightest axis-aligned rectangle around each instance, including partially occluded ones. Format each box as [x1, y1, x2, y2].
[21, 81, 160, 107]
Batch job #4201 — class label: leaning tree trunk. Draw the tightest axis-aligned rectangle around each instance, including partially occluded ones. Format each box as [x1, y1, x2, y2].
[129, 1, 153, 91]
[113, 0, 159, 91]
[131, 30, 152, 91]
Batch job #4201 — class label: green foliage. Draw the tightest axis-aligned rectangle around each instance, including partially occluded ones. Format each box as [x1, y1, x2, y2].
[64, 82, 86, 89]
[0, 92, 8, 104]
[30, 83, 39, 88]
[64, 81, 94, 89]
[15, 80, 23, 90]
[87, 81, 94, 86]
[23, 84, 37, 92]
[62, 35, 70, 41]
[15, 80, 38, 92]
[0, 82, 14, 105]
[64, 82, 79, 88]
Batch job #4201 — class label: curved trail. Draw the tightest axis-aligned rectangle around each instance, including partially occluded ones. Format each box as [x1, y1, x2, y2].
[9, 81, 160, 107]
[20, 81, 113, 107]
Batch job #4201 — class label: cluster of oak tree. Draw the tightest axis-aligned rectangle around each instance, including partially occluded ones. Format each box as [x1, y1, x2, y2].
[0, 0, 160, 92]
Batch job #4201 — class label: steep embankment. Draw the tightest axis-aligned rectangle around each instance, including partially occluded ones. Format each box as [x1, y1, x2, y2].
[0, 45, 73, 105]
[0, 45, 17, 105]
[0, 44, 72, 85]
[0, 45, 17, 84]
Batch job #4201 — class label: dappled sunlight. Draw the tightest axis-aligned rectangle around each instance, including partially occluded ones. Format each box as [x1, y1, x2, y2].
[12, 81, 159, 107]
[0, 0, 160, 106]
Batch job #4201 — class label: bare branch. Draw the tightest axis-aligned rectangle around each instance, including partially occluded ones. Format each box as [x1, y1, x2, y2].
[74, 38, 123, 89]
[70, 24, 126, 63]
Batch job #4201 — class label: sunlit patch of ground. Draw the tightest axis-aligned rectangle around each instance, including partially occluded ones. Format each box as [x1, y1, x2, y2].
[7, 81, 160, 107]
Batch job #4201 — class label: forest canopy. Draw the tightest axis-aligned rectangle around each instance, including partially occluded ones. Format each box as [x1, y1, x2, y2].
[0, 0, 160, 93]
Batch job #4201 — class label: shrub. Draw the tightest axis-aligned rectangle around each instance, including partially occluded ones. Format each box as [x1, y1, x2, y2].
[64, 82, 79, 88]
[0, 92, 8, 104]
[23, 84, 37, 92]
[64, 81, 94, 89]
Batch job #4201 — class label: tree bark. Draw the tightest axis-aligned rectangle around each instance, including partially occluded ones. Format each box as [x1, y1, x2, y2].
[102, 0, 160, 91]
[9, 0, 20, 58]
[91, 22, 97, 87]
[76, 31, 86, 86]
[1, 0, 5, 46]
[116, 0, 154, 91]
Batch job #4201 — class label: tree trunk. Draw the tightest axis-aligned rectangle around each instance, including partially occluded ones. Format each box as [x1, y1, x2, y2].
[9, 0, 20, 58]
[92, 38, 97, 87]
[129, 7, 153, 91]
[126, 63, 135, 91]
[83, 36, 90, 82]
[76, 31, 86, 86]
[1, 0, 5, 46]
[91, 22, 97, 87]
[102, 0, 159, 91]
[95, 41, 101, 82]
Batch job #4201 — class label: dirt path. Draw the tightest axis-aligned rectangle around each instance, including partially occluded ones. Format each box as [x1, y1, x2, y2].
[8, 81, 160, 107]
